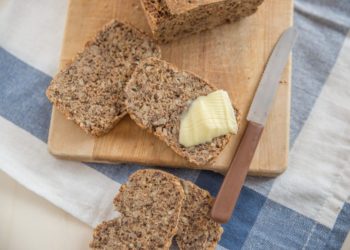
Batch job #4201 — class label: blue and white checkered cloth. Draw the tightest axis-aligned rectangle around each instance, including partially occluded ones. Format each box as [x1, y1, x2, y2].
[1, 0, 350, 249]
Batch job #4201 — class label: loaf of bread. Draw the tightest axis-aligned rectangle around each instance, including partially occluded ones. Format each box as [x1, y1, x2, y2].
[176, 180, 223, 250]
[90, 169, 185, 249]
[140, 0, 264, 43]
[125, 57, 233, 166]
[46, 19, 161, 136]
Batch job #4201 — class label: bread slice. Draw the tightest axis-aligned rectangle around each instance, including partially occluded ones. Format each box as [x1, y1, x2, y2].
[46, 19, 161, 136]
[140, 0, 264, 43]
[176, 180, 223, 250]
[125, 57, 233, 166]
[90, 169, 185, 249]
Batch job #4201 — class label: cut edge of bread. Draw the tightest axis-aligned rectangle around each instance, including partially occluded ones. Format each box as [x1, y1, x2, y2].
[176, 180, 224, 250]
[91, 169, 185, 249]
[47, 19, 161, 137]
[117, 169, 185, 249]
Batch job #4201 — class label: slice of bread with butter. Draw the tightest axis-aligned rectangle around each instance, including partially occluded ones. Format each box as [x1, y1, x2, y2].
[125, 57, 238, 166]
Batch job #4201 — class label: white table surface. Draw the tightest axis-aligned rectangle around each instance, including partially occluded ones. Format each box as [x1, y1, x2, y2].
[0, 170, 92, 250]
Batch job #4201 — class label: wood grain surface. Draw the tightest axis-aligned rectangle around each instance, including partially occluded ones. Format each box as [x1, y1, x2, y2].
[48, 0, 293, 176]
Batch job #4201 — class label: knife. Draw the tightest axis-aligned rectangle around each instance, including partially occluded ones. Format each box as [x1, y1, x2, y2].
[211, 27, 298, 223]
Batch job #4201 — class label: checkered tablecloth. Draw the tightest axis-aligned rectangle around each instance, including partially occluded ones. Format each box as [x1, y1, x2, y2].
[1, 0, 350, 249]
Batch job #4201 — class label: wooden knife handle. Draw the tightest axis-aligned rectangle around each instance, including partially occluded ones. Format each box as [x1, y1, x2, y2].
[211, 121, 264, 223]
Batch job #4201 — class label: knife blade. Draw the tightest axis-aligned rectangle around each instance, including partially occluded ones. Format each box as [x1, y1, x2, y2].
[247, 27, 298, 125]
[211, 27, 298, 224]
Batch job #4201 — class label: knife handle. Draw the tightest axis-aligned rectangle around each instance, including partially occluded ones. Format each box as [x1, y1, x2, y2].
[211, 121, 264, 223]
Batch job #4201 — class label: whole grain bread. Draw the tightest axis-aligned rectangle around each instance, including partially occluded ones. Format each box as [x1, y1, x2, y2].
[46, 19, 161, 136]
[125, 57, 234, 166]
[140, 0, 264, 43]
[176, 180, 223, 250]
[90, 169, 184, 250]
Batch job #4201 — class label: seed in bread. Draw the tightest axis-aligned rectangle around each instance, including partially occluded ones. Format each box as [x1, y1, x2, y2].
[90, 169, 185, 250]
[176, 180, 223, 250]
[140, 0, 264, 43]
[46, 19, 161, 136]
[125, 57, 234, 166]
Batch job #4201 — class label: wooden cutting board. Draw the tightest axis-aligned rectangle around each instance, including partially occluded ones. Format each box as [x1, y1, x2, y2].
[48, 0, 293, 176]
